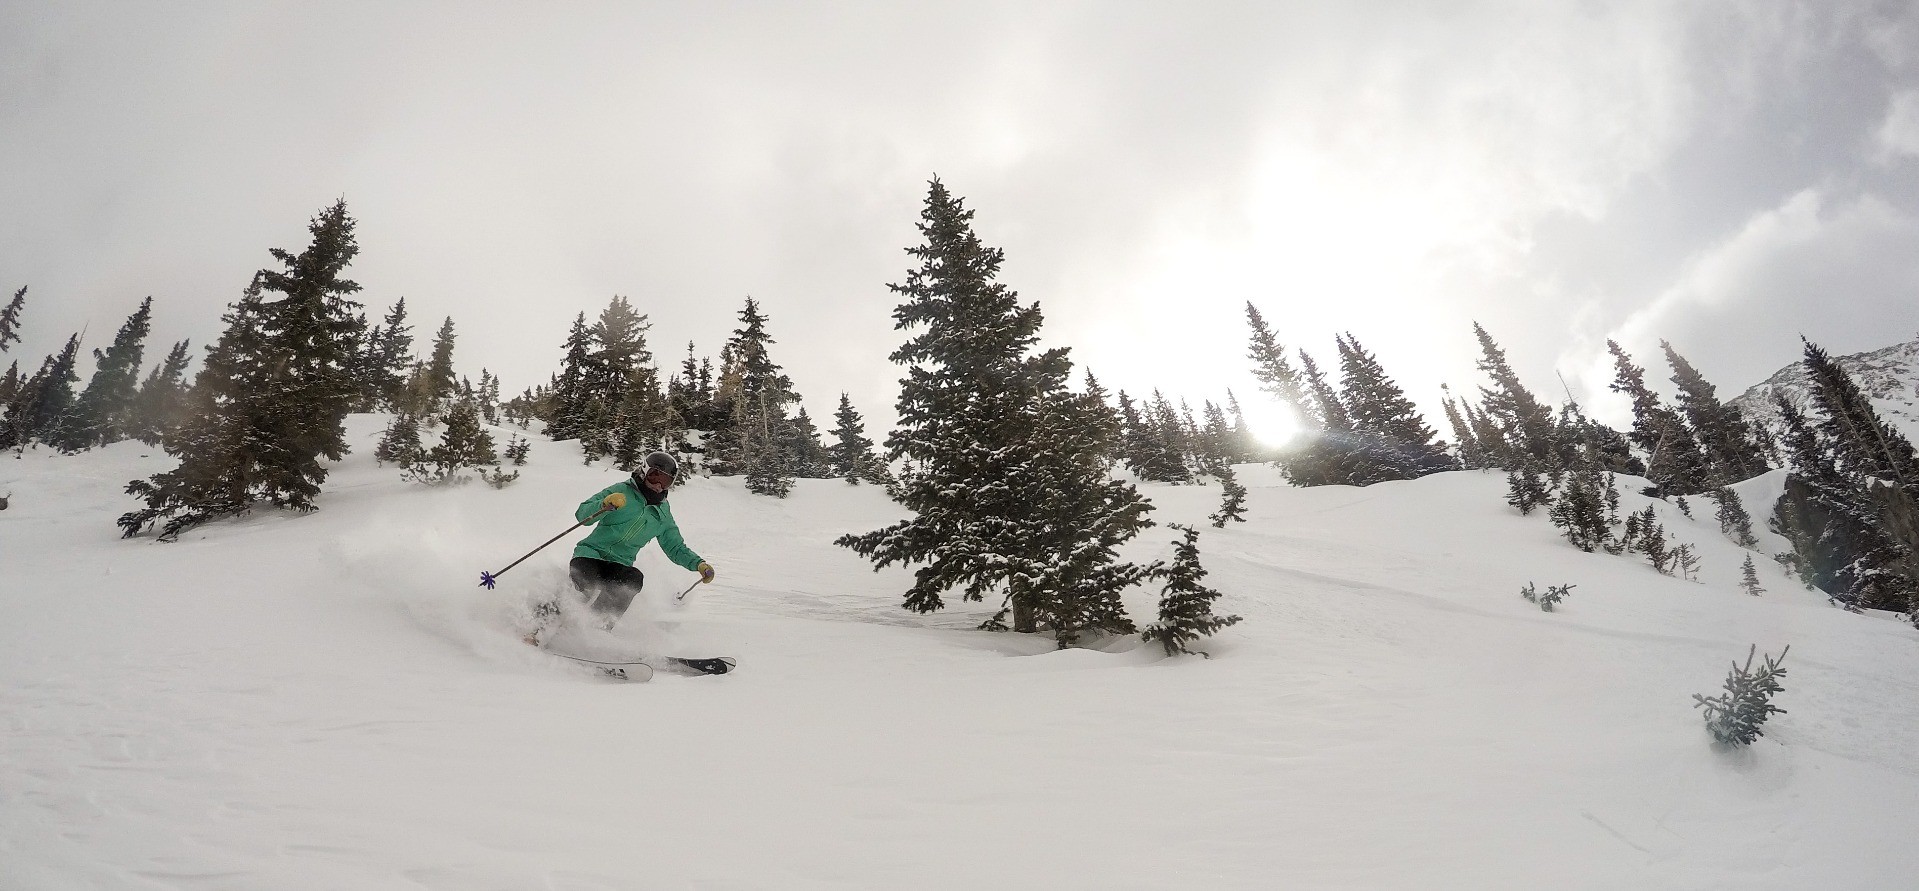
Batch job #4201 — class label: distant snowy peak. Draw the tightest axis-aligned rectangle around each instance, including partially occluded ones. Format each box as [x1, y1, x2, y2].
[1731, 335, 1919, 438]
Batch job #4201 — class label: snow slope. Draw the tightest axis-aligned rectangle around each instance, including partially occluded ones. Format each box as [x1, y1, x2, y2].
[5, 416, 1919, 890]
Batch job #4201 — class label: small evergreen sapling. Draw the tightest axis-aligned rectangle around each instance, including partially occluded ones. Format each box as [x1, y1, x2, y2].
[504, 434, 531, 466]
[1142, 525, 1243, 657]
[1520, 581, 1574, 612]
[1692, 645, 1789, 746]
[1505, 466, 1550, 515]
[1671, 544, 1701, 582]
[1740, 554, 1766, 596]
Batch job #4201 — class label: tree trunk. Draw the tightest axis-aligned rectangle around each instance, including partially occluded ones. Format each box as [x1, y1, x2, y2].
[1011, 583, 1037, 633]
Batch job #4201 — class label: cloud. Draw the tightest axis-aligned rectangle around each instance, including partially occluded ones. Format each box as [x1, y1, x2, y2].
[1587, 188, 1919, 420]
[1879, 90, 1919, 159]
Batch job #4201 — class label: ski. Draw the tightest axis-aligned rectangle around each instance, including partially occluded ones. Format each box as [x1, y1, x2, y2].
[662, 656, 737, 676]
[537, 647, 736, 679]
[541, 650, 656, 682]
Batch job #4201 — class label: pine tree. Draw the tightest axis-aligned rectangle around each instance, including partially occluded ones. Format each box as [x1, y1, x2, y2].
[1505, 467, 1550, 515]
[404, 395, 496, 485]
[1143, 390, 1196, 483]
[423, 316, 458, 413]
[0, 361, 19, 405]
[1285, 350, 1368, 486]
[781, 407, 832, 478]
[358, 298, 414, 411]
[1740, 554, 1766, 596]
[1802, 339, 1919, 485]
[838, 179, 1160, 642]
[64, 297, 154, 450]
[1707, 486, 1759, 548]
[1209, 462, 1248, 527]
[1547, 454, 1618, 552]
[1662, 341, 1769, 484]
[119, 287, 274, 538]
[0, 286, 25, 354]
[1, 334, 82, 454]
[1141, 525, 1243, 656]
[1693, 645, 1789, 746]
[127, 339, 192, 446]
[119, 201, 368, 538]
[1245, 302, 1314, 428]
[829, 392, 887, 485]
[546, 313, 596, 442]
[1607, 340, 1712, 496]
[374, 411, 424, 466]
[1335, 332, 1458, 481]
[708, 297, 800, 479]
[1769, 373, 1919, 612]
[1441, 385, 1488, 470]
[1471, 323, 1557, 469]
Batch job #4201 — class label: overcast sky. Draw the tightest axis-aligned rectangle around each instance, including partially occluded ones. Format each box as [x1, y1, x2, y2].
[5, 1, 1918, 442]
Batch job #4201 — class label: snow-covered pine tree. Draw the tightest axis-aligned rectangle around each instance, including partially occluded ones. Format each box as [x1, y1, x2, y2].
[128, 339, 192, 447]
[1642, 515, 1674, 575]
[374, 410, 423, 467]
[545, 313, 596, 442]
[1606, 340, 1712, 496]
[1662, 340, 1769, 484]
[1706, 486, 1759, 548]
[1335, 332, 1458, 481]
[782, 407, 833, 479]
[1441, 384, 1489, 470]
[0, 361, 18, 404]
[118, 286, 274, 538]
[1770, 389, 1917, 611]
[120, 200, 368, 538]
[1286, 350, 1368, 486]
[403, 395, 495, 485]
[1, 334, 81, 455]
[1693, 645, 1789, 747]
[1146, 390, 1196, 483]
[838, 179, 1160, 643]
[1802, 339, 1919, 485]
[1245, 301, 1315, 430]
[1142, 524, 1243, 656]
[829, 392, 886, 485]
[1547, 454, 1617, 552]
[708, 297, 800, 480]
[0, 286, 24, 354]
[358, 298, 413, 412]
[1209, 461, 1248, 527]
[63, 297, 153, 450]
[1471, 322, 1558, 470]
[1505, 465, 1550, 515]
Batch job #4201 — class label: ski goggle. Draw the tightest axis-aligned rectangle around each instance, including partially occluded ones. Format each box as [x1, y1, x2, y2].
[643, 467, 674, 486]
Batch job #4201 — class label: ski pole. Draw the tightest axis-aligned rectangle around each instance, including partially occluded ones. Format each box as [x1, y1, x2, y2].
[673, 577, 703, 602]
[478, 504, 613, 589]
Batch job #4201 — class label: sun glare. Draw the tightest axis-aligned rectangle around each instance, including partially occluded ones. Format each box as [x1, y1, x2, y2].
[1237, 399, 1302, 448]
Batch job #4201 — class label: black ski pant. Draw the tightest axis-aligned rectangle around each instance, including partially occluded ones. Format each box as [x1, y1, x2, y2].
[569, 556, 646, 623]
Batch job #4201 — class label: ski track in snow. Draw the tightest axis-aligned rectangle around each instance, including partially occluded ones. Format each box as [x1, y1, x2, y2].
[4, 415, 1919, 889]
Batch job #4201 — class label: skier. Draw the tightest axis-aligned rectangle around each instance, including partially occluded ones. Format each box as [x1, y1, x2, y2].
[525, 450, 715, 646]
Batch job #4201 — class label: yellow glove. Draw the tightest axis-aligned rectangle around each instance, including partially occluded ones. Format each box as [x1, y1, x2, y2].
[698, 562, 716, 584]
[601, 492, 627, 511]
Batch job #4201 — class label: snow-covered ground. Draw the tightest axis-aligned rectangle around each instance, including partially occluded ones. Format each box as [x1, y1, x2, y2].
[5, 415, 1918, 889]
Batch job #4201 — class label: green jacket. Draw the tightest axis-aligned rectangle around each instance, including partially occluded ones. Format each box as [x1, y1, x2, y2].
[573, 480, 705, 570]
